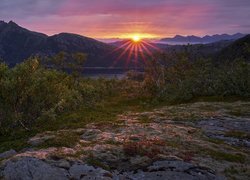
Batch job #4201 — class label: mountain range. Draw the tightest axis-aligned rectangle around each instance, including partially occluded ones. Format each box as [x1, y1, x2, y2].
[0, 20, 249, 67]
[160, 33, 246, 44]
[0, 20, 124, 67]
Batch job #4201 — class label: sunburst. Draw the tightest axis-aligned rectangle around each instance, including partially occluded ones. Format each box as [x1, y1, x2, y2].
[132, 35, 141, 42]
[110, 34, 161, 68]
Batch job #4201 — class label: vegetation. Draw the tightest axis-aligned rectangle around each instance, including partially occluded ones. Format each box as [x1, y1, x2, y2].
[143, 52, 249, 103]
[0, 56, 121, 135]
[0, 50, 249, 153]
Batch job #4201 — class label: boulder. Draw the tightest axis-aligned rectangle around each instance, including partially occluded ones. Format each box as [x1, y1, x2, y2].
[81, 129, 102, 141]
[0, 149, 17, 159]
[28, 134, 56, 146]
[3, 157, 69, 180]
[69, 163, 112, 179]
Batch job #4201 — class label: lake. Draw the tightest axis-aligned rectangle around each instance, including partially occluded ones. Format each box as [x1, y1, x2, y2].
[81, 68, 143, 79]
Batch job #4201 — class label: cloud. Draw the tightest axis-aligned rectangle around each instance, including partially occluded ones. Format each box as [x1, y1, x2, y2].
[0, 0, 249, 38]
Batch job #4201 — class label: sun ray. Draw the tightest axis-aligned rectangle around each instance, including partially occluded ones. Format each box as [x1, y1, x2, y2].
[111, 43, 133, 67]
[142, 40, 161, 51]
[111, 40, 131, 53]
[138, 44, 147, 64]
[126, 44, 135, 67]
[140, 42, 153, 57]
[106, 33, 161, 68]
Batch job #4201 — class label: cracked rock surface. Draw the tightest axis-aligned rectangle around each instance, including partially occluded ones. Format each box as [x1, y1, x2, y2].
[0, 102, 249, 179]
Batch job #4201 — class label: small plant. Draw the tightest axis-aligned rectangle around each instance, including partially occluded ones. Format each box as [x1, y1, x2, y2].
[86, 153, 110, 170]
[206, 150, 246, 163]
[123, 138, 166, 158]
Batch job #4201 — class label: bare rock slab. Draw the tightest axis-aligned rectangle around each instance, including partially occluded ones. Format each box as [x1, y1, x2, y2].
[3, 157, 69, 180]
[0, 149, 17, 159]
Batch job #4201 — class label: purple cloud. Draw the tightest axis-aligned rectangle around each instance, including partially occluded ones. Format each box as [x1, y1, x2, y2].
[0, 0, 249, 38]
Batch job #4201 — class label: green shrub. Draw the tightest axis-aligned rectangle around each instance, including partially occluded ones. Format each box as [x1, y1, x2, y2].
[143, 53, 250, 103]
[0, 58, 83, 134]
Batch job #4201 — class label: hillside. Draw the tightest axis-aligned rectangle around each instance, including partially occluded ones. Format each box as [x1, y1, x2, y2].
[217, 34, 250, 63]
[0, 21, 125, 67]
[0, 21, 47, 65]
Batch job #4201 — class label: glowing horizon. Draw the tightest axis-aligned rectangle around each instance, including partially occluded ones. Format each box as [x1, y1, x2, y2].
[0, 0, 249, 39]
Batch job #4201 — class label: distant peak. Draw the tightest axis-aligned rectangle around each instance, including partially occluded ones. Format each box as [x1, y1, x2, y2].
[0, 20, 6, 25]
[8, 20, 18, 26]
[174, 35, 183, 38]
[160, 33, 246, 44]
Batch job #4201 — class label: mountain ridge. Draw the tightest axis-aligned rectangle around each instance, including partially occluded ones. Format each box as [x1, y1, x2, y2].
[160, 33, 245, 44]
[0, 20, 123, 67]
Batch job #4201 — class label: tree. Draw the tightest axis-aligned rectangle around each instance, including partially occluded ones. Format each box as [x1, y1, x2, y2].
[48, 52, 87, 83]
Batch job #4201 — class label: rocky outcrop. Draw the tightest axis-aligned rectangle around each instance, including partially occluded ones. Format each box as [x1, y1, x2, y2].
[2, 157, 69, 180]
[1, 157, 223, 180]
[0, 149, 17, 159]
[1, 102, 249, 179]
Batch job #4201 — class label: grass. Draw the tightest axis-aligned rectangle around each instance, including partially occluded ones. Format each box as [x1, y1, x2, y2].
[207, 138, 225, 145]
[104, 140, 122, 145]
[0, 94, 249, 154]
[228, 109, 250, 117]
[86, 154, 111, 170]
[192, 96, 250, 103]
[123, 138, 166, 158]
[0, 137, 28, 154]
[0, 96, 156, 153]
[206, 150, 246, 163]
[224, 166, 249, 179]
[36, 131, 80, 149]
[224, 131, 250, 139]
[224, 166, 239, 175]
[138, 115, 151, 123]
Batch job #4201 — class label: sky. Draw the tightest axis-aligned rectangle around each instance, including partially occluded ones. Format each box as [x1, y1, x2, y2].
[0, 0, 250, 39]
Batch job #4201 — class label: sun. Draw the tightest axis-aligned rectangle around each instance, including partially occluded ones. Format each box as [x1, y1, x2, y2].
[132, 35, 141, 42]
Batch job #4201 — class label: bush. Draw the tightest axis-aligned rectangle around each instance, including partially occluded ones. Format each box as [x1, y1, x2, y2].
[0, 57, 125, 134]
[0, 58, 83, 134]
[143, 53, 250, 103]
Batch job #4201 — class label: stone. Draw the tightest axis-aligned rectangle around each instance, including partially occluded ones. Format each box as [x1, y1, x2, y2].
[28, 134, 56, 146]
[69, 163, 112, 179]
[129, 156, 151, 168]
[57, 160, 71, 169]
[0, 149, 17, 159]
[129, 136, 141, 141]
[81, 129, 102, 141]
[3, 157, 69, 180]
[123, 160, 224, 180]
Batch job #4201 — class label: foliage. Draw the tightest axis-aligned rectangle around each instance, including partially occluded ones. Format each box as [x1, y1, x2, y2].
[143, 52, 250, 103]
[0, 58, 80, 134]
[0, 50, 249, 151]
[0, 57, 119, 135]
[123, 138, 166, 158]
[45, 51, 87, 82]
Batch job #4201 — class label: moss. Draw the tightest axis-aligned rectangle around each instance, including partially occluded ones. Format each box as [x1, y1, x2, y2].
[206, 150, 246, 163]
[225, 131, 250, 139]
[86, 156, 110, 170]
[104, 140, 122, 145]
[192, 96, 250, 103]
[207, 138, 225, 145]
[224, 166, 239, 175]
[0, 134, 30, 153]
[139, 115, 151, 123]
[37, 131, 80, 148]
[228, 109, 250, 117]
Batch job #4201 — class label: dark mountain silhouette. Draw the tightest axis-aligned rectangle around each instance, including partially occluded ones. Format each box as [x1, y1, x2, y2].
[216, 34, 250, 63]
[1, 21, 248, 68]
[160, 33, 245, 44]
[0, 21, 126, 67]
[0, 21, 47, 64]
